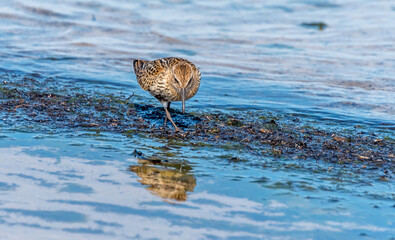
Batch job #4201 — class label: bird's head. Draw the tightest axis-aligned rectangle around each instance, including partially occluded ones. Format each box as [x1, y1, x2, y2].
[172, 62, 193, 114]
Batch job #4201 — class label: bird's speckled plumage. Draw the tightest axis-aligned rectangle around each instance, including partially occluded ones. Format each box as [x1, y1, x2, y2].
[132, 57, 201, 131]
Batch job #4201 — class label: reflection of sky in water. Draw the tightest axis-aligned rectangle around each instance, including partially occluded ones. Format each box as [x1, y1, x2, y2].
[0, 132, 393, 239]
[0, 0, 394, 126]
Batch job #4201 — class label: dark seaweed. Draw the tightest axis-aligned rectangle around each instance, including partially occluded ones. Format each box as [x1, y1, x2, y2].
[0, 73, 393, 176]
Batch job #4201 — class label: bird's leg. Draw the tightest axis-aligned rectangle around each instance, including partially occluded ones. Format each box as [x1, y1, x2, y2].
[163, 107, 180, 132]
[164, 102, 171, 126]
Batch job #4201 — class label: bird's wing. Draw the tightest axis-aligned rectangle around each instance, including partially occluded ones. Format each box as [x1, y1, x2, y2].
[133, 59, 166, 91]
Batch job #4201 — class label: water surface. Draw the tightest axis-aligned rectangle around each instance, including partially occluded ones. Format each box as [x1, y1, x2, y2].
[0, 132, 394, 239]
[0, 0, 394, 125]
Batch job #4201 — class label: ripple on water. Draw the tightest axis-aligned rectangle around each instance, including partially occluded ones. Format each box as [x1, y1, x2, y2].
[0, 0, 394, 125]
[0, 133, 393, 238]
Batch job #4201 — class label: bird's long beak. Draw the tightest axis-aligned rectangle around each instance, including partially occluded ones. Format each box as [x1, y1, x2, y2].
[181, 88, 185, 114]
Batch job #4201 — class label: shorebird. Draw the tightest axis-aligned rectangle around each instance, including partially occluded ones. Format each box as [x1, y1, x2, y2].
[133, 57, 201, 131]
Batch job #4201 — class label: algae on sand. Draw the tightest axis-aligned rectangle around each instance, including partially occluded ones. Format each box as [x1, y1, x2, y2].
[0, 73, 394, 176]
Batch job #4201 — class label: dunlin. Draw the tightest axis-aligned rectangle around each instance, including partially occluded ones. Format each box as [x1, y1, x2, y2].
[133, 57, 201, 131]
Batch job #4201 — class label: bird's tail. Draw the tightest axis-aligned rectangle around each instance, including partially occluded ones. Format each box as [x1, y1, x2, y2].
[132, 59, 147, 74]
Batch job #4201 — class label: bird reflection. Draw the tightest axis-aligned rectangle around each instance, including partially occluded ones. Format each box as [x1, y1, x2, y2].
[129, 158, 196, 202]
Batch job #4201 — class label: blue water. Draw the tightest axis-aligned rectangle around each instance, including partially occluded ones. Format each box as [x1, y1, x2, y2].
[0, 132, 394, 239]
[0, 0, 394, 126]
[0, 0, 394, 239]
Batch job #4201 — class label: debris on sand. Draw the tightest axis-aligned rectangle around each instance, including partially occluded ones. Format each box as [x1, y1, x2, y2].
[1, 74, 394, 174]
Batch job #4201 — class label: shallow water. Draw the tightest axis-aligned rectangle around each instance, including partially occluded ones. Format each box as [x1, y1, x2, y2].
[0, 132, 394, 239]
[0, 0, 394, 239]
[1, 0, 394, 126]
